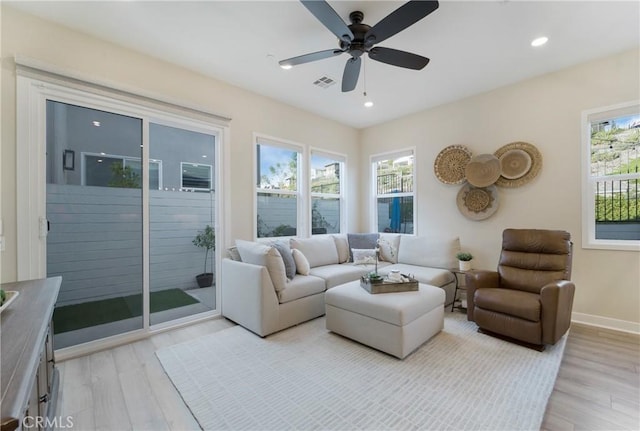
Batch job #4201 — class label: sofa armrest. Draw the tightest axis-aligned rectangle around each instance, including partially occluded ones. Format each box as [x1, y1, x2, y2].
[465, 270, 499, 321]
[540, 280, 575, 344]
[220, 258, 280, 337]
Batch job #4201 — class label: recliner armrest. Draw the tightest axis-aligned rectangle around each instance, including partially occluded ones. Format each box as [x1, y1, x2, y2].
[465, 270, 499, 321]
[540, 280, 575, 344]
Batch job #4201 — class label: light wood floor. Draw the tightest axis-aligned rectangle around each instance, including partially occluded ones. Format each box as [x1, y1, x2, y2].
[55, 317, 640, 431]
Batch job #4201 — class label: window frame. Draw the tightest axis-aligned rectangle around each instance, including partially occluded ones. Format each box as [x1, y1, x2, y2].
[370, 148, 416, 235]
[81, 151, 163, 189]
[180, 161, 212, 191]
[310, 148, 346, 235]
[581, 100, 640, 251]
[254, 134, 304, 239]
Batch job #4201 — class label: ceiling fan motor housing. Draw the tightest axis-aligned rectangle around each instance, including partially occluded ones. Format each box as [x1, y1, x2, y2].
[340, 11, 373, 56]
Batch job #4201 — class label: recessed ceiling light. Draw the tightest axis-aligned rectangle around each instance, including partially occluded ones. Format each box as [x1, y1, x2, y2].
[364, 101, 374, 108]
[92, 121, 101, 127]
[531, 36, 548, 47]
[280, 64, 293, 70]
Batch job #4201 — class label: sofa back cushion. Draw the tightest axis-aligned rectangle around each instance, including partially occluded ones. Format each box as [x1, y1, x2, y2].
[332, 234, 350, 263]
[397, 235, 460, 269]
[235, 240, 287, 293]
[290, 236, 339, 268]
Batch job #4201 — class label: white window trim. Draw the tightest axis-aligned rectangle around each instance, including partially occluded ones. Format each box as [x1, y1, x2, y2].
[254, 133, 306, 239]
[17, 72, 231, 356]
[370, 147, 417, 235]
[310, 148, 347, 235]
[581, 100, 640, 251]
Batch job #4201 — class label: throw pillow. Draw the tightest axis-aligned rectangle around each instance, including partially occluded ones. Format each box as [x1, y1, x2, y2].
[235, 239, 287, 293]
[378, 233, 400, 263]
[347, 233, 379, 262]
[271, 241, 296, 280]
[292, 249, 310, 275]
[352, 248, 377, 265]
[226, 246, 242, 261]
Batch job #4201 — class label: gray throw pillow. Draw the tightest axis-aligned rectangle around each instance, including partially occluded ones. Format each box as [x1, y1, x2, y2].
[272, 242, 296, 280]
[347, 233, 380, 262]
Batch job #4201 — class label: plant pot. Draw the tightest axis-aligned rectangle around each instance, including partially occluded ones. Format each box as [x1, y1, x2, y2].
[459, 260, 472, 271]
[196, 273, 214, 288]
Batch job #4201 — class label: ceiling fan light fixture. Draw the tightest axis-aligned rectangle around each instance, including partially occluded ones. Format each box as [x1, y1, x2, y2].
[531, 36, 548, 47]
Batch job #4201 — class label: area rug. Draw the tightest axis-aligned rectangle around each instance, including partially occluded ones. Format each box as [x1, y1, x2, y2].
[156, 312, 566, 431]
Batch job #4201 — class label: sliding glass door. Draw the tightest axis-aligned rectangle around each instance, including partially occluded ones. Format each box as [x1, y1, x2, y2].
[149, 122, 216, 325]
[46, 100, 144, 349]
[45, 100, 219, 349]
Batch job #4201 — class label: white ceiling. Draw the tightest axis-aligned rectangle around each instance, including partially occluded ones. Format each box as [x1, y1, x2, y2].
[8, 1, 640, 129]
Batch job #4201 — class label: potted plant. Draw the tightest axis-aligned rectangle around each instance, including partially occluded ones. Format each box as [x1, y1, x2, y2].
[456, 252, 473, 271]
[192, 224, 216, 288]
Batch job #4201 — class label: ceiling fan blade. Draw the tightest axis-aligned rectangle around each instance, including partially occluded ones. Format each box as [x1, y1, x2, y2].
[342, 57, 361, 92]
[301, 0, 354, 42]
[369, 47, 430, 70]
[279, 49, 344, 67]
[365, 1, 439, 46]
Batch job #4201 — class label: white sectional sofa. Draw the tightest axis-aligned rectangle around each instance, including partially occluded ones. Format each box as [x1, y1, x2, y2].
[221, 233, 460, 337]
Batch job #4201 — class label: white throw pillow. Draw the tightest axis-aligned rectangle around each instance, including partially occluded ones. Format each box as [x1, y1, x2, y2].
[292, 249, 310, 275]
[397, 235, 461, 269]
[235, 239, 287, 293]
[352, 248, 377, 265]
[379, 233, 400, 263]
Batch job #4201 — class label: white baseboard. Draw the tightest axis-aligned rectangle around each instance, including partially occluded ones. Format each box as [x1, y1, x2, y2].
[572, 312, 640, 335]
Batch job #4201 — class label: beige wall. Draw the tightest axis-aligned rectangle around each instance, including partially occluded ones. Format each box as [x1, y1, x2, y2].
[0, 6, 359, 282]
[360, 48, 640, 326]
[2, 6, 638, 327]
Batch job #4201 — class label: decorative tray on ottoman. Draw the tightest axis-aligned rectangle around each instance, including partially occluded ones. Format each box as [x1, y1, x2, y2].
[360, 276, 419, 294]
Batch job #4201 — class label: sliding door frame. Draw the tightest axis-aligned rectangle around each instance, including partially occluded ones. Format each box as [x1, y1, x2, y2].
[16, 74, 230, 359]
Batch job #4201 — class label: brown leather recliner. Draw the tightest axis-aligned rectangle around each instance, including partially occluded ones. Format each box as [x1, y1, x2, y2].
[466, 229, 574, 348]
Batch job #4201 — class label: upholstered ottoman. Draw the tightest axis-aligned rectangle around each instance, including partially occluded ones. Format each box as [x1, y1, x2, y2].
[325, 280, 445, 359]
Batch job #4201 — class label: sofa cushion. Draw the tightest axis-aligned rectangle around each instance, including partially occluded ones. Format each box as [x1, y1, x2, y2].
[474, 288, 541, 322]
[333, 234, 350, 263]
[235, 239, 287, 294]
[378, 233, 400, 263]
[347, 233, 379, 261]
[271, 241, 296, 280]
[278, 274, 326, 304]
[290, 236, 339, 268]
[377, 264, 455, 287]
[292, 249, 310, 275]
[352, 248, 377, 265]
[309, 264, 370, 289]
[397, 235, 460, 269]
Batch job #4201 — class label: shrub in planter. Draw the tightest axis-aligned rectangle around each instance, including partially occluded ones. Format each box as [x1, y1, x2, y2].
[193, 225, 216, 288]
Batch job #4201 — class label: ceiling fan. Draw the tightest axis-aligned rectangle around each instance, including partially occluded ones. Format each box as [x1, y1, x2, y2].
[279, 0, 439, 92]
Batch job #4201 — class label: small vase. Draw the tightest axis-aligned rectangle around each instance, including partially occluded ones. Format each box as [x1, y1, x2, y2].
[459, 260, 472, 271]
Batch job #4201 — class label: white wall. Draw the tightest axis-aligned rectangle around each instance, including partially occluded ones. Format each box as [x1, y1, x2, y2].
[360, 48, 640, 327]
[0, 6, 360, 282]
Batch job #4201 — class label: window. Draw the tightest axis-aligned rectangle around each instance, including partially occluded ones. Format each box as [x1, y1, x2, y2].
[372, 150, 415, 234]
[256, 137, 301, 238]
[310, 151, 344, 234]
[582, 102, 640, 250]
[82, 152, 162, 189]
[181, 162, 212, 191]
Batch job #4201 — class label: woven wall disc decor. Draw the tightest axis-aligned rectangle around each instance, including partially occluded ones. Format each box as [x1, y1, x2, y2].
[434, 145, 472, 185]
[494, 141, 542, 188]
[456, 184, 499, 221]
[465, 154, 501, 187]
